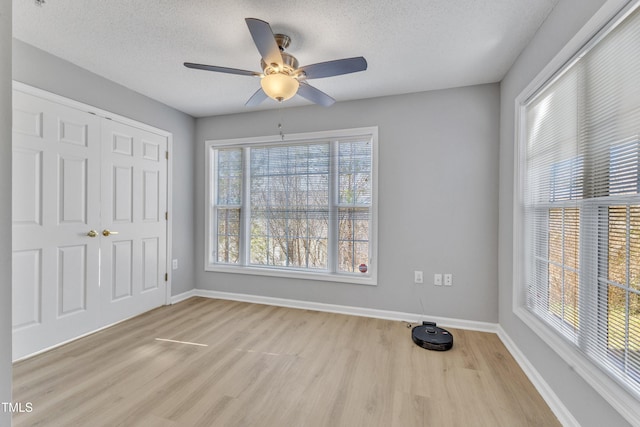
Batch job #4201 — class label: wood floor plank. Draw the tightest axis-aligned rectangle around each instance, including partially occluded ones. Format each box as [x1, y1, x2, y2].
[13, 297, 561, 426]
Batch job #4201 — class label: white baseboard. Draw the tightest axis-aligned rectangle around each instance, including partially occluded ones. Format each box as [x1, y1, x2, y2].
[174, 288, 498, 332]
[497, 326, 579, 427]
[170, 289, 197, 305]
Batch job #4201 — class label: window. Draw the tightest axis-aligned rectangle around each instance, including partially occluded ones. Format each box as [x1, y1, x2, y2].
[206, 127, 377, 285]
[519, 2, 640, 402]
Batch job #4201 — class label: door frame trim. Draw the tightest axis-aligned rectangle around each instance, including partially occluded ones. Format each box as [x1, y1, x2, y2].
[13, 81, 174, 305]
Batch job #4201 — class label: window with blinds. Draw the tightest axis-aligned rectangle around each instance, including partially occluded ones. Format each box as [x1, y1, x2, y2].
[207, 128, 377, 284]
[215, 148, 242, 263]
[520, 4, 640, 398]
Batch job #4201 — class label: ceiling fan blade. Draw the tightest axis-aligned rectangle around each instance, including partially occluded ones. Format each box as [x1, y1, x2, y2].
[297, 82, 335, 107]
[245, 88, 268, 107]
[298, 57, 367, 79]
[245, 18, 283, 68]
[184, 62, 260, 77]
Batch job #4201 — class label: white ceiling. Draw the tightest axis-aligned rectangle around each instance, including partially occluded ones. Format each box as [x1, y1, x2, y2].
[13, 0, 559, 118]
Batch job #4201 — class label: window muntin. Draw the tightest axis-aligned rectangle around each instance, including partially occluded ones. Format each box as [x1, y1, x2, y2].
[207, 128, 377, 284]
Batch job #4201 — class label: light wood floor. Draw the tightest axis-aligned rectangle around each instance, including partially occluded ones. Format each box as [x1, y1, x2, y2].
[13, 297, 560, 426]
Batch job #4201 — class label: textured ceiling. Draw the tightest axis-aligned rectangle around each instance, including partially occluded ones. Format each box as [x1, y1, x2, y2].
[13, 0, 559, 118]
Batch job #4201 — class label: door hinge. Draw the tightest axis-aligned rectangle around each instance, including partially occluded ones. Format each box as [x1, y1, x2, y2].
[165, 151, 169, 160]
[165, 273, 168, 282]
[165, 211, 168, 220]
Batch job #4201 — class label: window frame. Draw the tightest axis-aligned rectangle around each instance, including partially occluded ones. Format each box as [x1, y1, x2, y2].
[513, 0, 640, 423]
[204, 127, 378, 286]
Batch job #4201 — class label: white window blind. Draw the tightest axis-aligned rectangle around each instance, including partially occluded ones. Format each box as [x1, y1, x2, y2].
[249, 143, 331, 269]
[337, 140, 373, 273]
[522, 4, 640, 398]
[214, 148, 242, 264]
[207, 128, 377, 284]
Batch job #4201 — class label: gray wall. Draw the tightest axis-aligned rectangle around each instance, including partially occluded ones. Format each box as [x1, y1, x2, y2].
[499, 0, 630, 425]
[195, 84, 500, 323]
[12, 39, 197, 297]
[1, 1, 12, 425]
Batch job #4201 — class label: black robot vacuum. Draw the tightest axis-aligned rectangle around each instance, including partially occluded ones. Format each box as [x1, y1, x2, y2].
[411, 321, 453, 351]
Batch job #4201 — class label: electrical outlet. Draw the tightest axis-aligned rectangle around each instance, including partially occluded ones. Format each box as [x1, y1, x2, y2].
[172, 259, 178, 270]
[434, 273, 442, 286]
[444, 273, 452, 286]
[414, 271, 423, 284]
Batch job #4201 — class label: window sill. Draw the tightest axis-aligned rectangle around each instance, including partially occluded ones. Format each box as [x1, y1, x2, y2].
[514, 306, 640, 424]
[205, 263, 377, 286]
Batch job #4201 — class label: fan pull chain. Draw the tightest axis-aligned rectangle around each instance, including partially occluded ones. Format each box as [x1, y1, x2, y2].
[278, 104, 285, 141]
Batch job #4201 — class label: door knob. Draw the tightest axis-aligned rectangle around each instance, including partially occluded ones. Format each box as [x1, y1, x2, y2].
[87, 230, 98, 238]
[102, 229, 119, 237]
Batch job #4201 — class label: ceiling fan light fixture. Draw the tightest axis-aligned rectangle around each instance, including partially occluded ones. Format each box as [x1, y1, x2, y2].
[185, 18, 366, 107]
[261, 73, 299, 102]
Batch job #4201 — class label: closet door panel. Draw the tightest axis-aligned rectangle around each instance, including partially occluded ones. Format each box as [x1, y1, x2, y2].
[12, 90, 101, 361]
[100, 120, 167, 326]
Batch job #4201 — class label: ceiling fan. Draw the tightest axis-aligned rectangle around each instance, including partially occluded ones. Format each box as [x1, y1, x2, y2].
[184, 18, 367, 107]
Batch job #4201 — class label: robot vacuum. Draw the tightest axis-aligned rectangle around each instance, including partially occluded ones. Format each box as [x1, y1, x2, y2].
[411, 321, 453, 351]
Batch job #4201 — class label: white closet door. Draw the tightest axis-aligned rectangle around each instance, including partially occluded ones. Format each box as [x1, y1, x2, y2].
[12, 91, 101, 360]
[12, 88, 170, 360]
[99, 119, 168, 325]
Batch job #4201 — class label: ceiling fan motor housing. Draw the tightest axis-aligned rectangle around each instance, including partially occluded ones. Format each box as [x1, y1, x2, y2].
[261, 50, 299, 77]
[274, 34, 291, 51]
